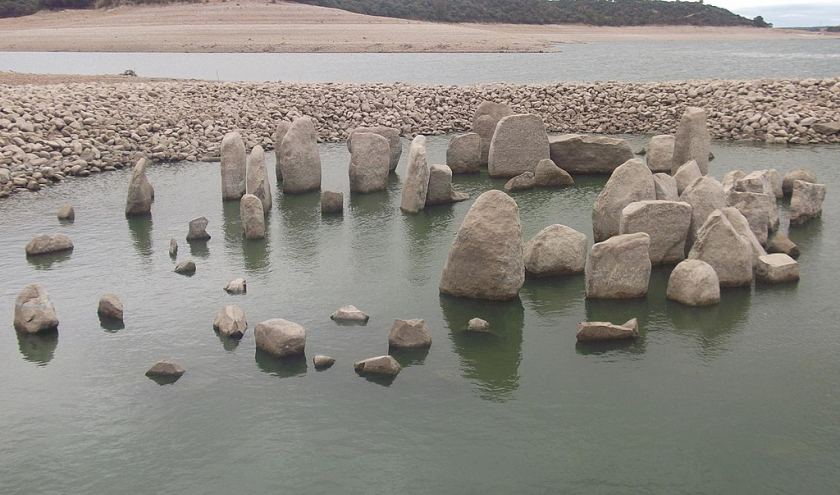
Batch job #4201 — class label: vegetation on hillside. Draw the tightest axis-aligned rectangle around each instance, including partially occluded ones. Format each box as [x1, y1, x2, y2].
[0, 0, 197, 18]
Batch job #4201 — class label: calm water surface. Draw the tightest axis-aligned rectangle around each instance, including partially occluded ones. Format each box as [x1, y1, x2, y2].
[1, 135, 839, 494]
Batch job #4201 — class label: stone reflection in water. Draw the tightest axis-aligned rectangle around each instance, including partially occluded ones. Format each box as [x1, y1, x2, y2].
[17, 330, 58, 366]
[787, 216, 823, 254]
[402, 207, 454, 285]
[440, 294, 524, 402]
[25, 250, 72, 271]
[520, 275, 585, 317]
[254, 349, 308, 378]
[99, 314, 125, 332]
[221, 200, 243, 249]
[126, 215, 153, 260]
[580, 298, 649, 356]
[390, 347, 430, 368]
[188, 239, 210, 259]
[278, 192, 320, 267]
[348, 190, 396, 268]
[216, 330, 240, 352]
[666, 285, 751, 358]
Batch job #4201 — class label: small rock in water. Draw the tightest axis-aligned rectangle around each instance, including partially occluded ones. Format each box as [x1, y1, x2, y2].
[13, 283, 59, 334]
[789, 180, 826, 225]
[255, 318, 306, 357]
[97, 293, 124, 321]
[388, 318, 432, 349]
[25, 233, 74, 256]
[313, 355, 336, 370]
[767, 234, 799, 257]
[466, 318, 491, 333]
[576, 318, 639, 342]
[666, 259, 720, 306]
[756, 253, 800, 284]
[169, 238, 178, 258]
[145, 361, 185, 381]
[354, 355, 401, 376]
[186, 216, 211, 241]
[503, 171, 536, 192]
[213, 304, 247, 339]
[321, 190, 344, 214]
[225, 278, 247, 294]
[330, 305, 369, 323]
[57, 204, 75, 221]
[174, 260, 196, 274]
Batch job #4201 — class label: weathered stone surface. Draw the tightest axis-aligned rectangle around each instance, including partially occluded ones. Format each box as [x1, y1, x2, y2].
[680, 176, 726, 248]
[523, 224, 587, 277]
[666, 259, 721, 306]
[619, 200, 692, 265]
[277, 117, 321, 194]
[13, 283, 59, 334]
[726, 191, 777, 245]
[767, 234, 799, 257]
[273, 121, 291, 182]
[646, 135, 674, 173]
[354, 355, 401, 376]
[653, 173, 679, 201]
[25, 233, 73, 256]
[812, 121, 840, 134]
[548, 134, 634, 174]
[169, 237, 178, 258]
[735, 170, 774, 196]
[125, 157, 152, 216]
[97, 293, 123, 321]
[330, 305, 369, 323]
[782, 169, 816, 195]
[320, 190, 343, 214]
[220, 131, 246, 200]
[186, 216, 211, 241]
[224, 278, 247, 294]
[591, 158, 656, 242]
[687, 210, 753, 287]
[145, 361, 185, 378]
[388, 318, 432, 348]
[674, 159, 702, 195]
[790, 180, 827, 225]
[503, 171, 536, 192]
[174, 260, 196, 274]
[349, 132, 390, 193]
[721, 207, 767, 266]
[426, 164, 469, 205]
[767, 169, 783, 198]
[348, 126, 401, 171]
[446, 132, 481, 174]
[246, 144, 272, 213]
[439, 190, 524, 300]
[576, 318, 639, 341]
[213, 304, 247, 338]
[57, 204, 74, 221]
[585, 233, 652, 299]
[534, 158, 573, 187]
[722, 170, 746, 195]
[756, 253, 799, 283]
[671, 106, 711, 175]
[399, 135, 430, 213]
[240, 194, 266, 239]
[488, 114, 550, 178]
[254, 318, 306, 357]
[472, 101, 514, 166]
[466, 318, 491, 332]
[313, 355, 336, 370]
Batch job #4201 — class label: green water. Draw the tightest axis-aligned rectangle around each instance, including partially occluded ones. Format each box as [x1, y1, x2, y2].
[1, 135, 838, 494]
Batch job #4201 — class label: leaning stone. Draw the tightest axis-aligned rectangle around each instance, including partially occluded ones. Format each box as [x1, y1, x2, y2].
[399, 135, 430, 213]
[726, 191, 777, 245]
[767, 234, 799, 257]
[472, 101, 514, 166]
[782, 169, 816, 195]
[534, 158, 573, 187]
[653, 173, 679, 201]
[174, 260, 196, 274]
[186, 216, 210, 241]
[330, 305, 369, 323]
[666, 259, 721, 306]
[576, 319, 639, 341]
[619, 200, 692, 265]
[145, 361, 185, 378]
[388, 318, 432, 348]
[347, 126, 402, 171]
[503, 171, 536, 192]
[523, 224, 587, 277]
[585, 233, 652, 299]
[721, 207, 767, 267]
[789, 180, 827, 225]
[313, 355, 336, 370]
[349, 132, 390, 193]
[277, 116, 321, 194]
[756, 253, 800, 284]
[246, 144, 272, 213]
[446, 132, 481, 174]
[240, 194, 266, 239]
[354, 355, 401, 376]
[169, 238, 178, 258]
[273, 121, 292, 182]
[220, 131, 246, 200]
[591, 158, 656, 242]
[548, 134, 634, 174]
[321, 190, 343, 214]
[646, 135, 674, 173]
[213, 305, 247, 339]
[674, 159, 702, 196]
[687, 210, 753, 287]
[125, 157, 152, 216]
[680, 176, 726, 248]
[13, 283, 59, 334]
[722, 170, 746, 195]
[97, 293, 123, 321]
[466, 318, 491, 332]
[57, 204, 74, 221]
[224, 278, 247, 294]
[439, 190, 524, 300]
[671, 106, 711, 175]
[426, 164, 469, 205]
[25, 233, 73, 256]
[254, 318, 306, 357]
[488, 114, 550, 178]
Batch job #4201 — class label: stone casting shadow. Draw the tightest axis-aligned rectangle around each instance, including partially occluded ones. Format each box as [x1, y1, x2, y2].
[665, 285, 751, 359]
[389, 347, 430, 368]
[147, 375, 182, 386]
[255, 350, 308, 378]
[99, 314, 125, 332]
[215, 330, 241, 352]
[25, 250, 72, 271]
[520, 274, 585, 318]
[17, 330, 58, 366]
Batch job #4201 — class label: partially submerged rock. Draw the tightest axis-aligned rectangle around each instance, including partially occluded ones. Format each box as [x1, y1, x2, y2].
[585, 233, 652, 299]
[13, 283, 59, 334]
[472, 101, 514, 166]
[240, 194, 266, 240]
[186, 216, 211, 241]
[446, 132, 482, 174]
[687, 210, 753, 287]
[246, 144, 272, 212]
[488, 114, 550, 178]
[125, 157, 153, 216]
[169, 238, 178, 258]
[57, 204, 75, 221]
[224, 278, 247, 294]
[523, 224, 587, 277]
[767, 234, 799, 257]
[756, 253, 799, 284]
[277, 116, 322, 194]
[313, 355, 336, 370]
[782, 169, 816, 196]
[466, 318, 491, 333]
[97, 293, 124, 321]
[666, 259, 721, 306]
[354, 355, 401, 376]
[503, 171, 536, 192]
[576, 318, 639, 341]
[255, 318, 306, 357]
[213, 305, 247, 339]
[646, 135, 674, 173]
[671, 106, 711, 175]
[220, 131, 247, 200]
[348, 126, 402, 171]
[25, 233, 73, 256]
[145, 361, 185, 379]
[619, 200, 692, 265]
[399, 135, 430, 214]
[174, 260, 196, 274]
[388, 318, 432, 349]
[321, 190, 344, 214]
[591, 158, 656, 242]
[349, 132, 390, 193]
[330, 305, 369, 323]
[534, 158, 574, 187]
[726, 191, 777, 245]
[789, 180, 827, 225]
[548, 134, 634, 174]
[426, 164, 469, 205]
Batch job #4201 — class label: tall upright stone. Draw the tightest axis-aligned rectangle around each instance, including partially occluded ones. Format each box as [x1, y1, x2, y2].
[349, 132, 390, 193]
[585, 233, 652, 299]
[619, 200, 692, 265]
[273, 121, 292, 182]
[240, 194, 265, 239]
[277, 117, 321, 194]
[646, 134, 674, 173]
[220, 131, 246, 201]
[399, 136, 431, 214]
[125, 157, 153, 216]
[426, 164, 469, 206]
[687, 210, 753, 287]
[591, 159, 656, 242]
[671, 107, 711, 175]
[347, 126, 402, 172]
[446, 132, 482, 174]
[472, 101, 514, 166]
[487, 114, 550, 178]
[789, 180, 827, 225]
[680, 176, 726, 248]
[246, 145, 272, 213]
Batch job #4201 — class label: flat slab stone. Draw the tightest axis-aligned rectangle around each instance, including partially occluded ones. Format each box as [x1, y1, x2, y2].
[756, 253, 799, 284]
[576, 318, 639, 341]
[549, 134, 634, 174]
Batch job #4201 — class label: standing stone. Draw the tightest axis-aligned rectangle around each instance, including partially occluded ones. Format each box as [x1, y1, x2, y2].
[680, 176, 726, 248]
[767, 169, 783, 198]
[348, 126, 402, 171]
[125, 157, 152, 216]
[534, 158, 574, 187]
[726, 191, 777, 245]
[440, 190, 524, 300]
[273, 121, 292, 182]
[756, 253, 800, 284]
[277, 117, 321, 194]
[224, 278, 247, 294]
[97, 293, 124, 321]
[213, 305, 247, 339]
[169, 238, 178, 258]
[246, 145, 272, 213]
[671, 107, 711, 175]
[399, 135, 430, 214]
[653, 173, 679, 201]
[735, 170, 774, 196]
[591, 158, 656, 242]
[619, 200, 692, 265]
[320, 190, 343, 214]
[576, 318, 639, 341]
[330, 305, 369, 323]
[488, 114, 550, 178]
[349, 132, 390, 193]
[673, 159, 702, 196]
[767, 234, 799, 257]
[585, 233, 652, 299]
[240, 194, 266, 240]
[472, 101, 514, 166]
[721, 207, 767, 266]
[503, 171, 536, 192]
[782, 169, 816, 196]
[646, 135, 675, 173]
[220, 131, 246, 200]
[25, 233, 73, 256]
[523, 224, 587, 277]
[388, 318, 432, 349]
[687, 210, 753, 287]
[254, 318, 306, 357]
[446, 133, 482, 174]
[354, 355, 401, 376]
[789, 180, 827, 225]
[722, 170, 746, 195]
[548, 134, 634, 174]
[666, 259, 720, 306]
[426, 164, 469, 205]
[13, 283, 59, 334]
[186, 216, 211, 241]
[57, 204, 75, 221]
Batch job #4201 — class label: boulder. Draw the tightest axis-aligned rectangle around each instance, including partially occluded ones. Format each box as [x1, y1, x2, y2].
[503, 171, 536, 192]
[169, 238, 178, 258]
[734, 170, 774, 196]
[97, 293, 124, 321]
[13, 283, 59, 334]
[349, 132, 390, 193]
[680, 176, 726, 248]
[782, 169, 816, 195]
[354, 355, 401, 376]
[767, 234, 799, 257]
[666, 259, 721, 306]
[426, 164, 469, 205]
[313, 355, 336, 370]
[213, 305, 247, 339]
[523, 224, 587, 277]
[224, 278, 247, 294]
[330, 305, 369, 323]
[399, 135, 430, 214]
[439, 190, 524, 300]
[446, 133, 481, 174]
[789, 180, 827, 225]
[320, 190, 343, 214]
[347, 126, 401, 171]
[240, 194, 266, 239]
[246, 145, 272, 213]
[145, 361, 185, 378]
[619, 200, 692, 265]
[722, 170, 746, 195]
[585, 233, 652, 299]
[25, 233, 73, 256]
[488, 114, 550, 178]
[726, 191, 777, 245]
[653, 173, 679, 201]
[186, 216, 210, 241]
[576, 318, 639, 341]
[466, 318, 491, 332]
[812, 121, 840, 134]
[125, 157, 152, 216]
[591, 158, 656, 242]
[388, 318, 432, 348]
[687, 210, 753, 287]
[646, 135, 675, 173]
[472, 101, 514, 166]
[254, 318, 306, 357]
[174, 260, 196, 274]
[220, 131, 246, 200]
[721, 207, 767, 266]
[674, 159, 702, 195]
[273, 121, 291, 182]
[534, 158, 574, 187]
[277, 117, 321, 194]
[57, 204, 74, 221]
[548, 134, 634, 174]
[767, 169, 783, 198]
[756, 253, 799, 284]
[671, 106, 711, 175]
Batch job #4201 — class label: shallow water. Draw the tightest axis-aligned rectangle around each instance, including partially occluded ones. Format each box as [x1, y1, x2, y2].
[1, 135, 839, 494]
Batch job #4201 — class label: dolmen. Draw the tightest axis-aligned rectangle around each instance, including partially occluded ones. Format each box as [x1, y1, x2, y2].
[275, 117, 322, 194]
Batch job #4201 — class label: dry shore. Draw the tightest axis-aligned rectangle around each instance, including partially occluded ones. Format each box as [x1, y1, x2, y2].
[0, 0, 831, 54]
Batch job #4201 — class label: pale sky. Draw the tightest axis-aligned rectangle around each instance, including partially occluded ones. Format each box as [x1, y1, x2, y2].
[704, 0, 840, 27]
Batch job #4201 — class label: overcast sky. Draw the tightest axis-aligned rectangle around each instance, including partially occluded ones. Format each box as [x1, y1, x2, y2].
[705, 0, 840, 27]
